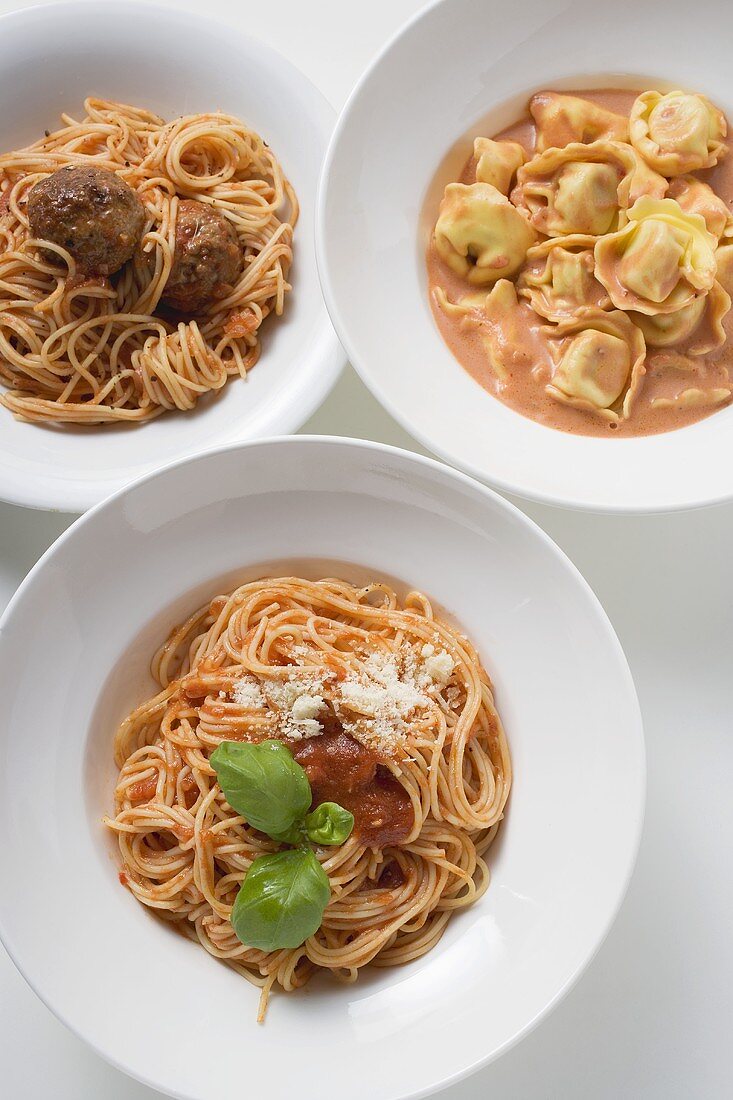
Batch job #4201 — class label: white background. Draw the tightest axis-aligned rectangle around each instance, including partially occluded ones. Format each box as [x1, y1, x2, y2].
[0, 1, 731, 1097]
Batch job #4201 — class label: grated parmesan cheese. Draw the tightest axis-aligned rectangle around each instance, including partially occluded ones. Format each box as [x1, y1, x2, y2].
[290, 694, 324, 721]
[232, 673, 325, 737]
[335, 645, 453, 753]
[232, 676, 265, 708]
[420, 643, 454, 687]
[230, 641, 455, 754]
[263, 671, 332, 739]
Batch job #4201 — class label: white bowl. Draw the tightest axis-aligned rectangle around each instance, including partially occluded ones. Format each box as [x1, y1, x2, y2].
[0, 2, 344, 512]
[0, 436, 644, 1100]
[317, 0, 733, 513]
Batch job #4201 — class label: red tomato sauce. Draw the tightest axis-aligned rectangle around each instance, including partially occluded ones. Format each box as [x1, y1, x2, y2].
[290, 729, 414, 848]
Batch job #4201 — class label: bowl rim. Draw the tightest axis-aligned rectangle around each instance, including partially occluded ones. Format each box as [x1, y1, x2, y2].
[315, 0, 733, 516]
[0, 432, 646, 1098]
[0, 0, 346, 514]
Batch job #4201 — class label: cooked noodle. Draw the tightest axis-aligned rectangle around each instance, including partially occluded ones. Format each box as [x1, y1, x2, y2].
[105, 577, 511, 1019]
[0, 98, 297, 423]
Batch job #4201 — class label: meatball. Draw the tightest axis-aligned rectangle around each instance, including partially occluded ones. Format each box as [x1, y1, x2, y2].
[161, 199, 242, 312]
[28, 165, 145, 275]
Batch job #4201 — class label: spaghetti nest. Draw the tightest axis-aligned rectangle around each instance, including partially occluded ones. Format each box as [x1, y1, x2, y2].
[105, 577, 511, 1018]
[0, 98, 297, 424]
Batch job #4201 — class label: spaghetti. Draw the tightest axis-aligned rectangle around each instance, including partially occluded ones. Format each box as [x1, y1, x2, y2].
[0, 98, 297, 423]
[105, 577, 511, 1019]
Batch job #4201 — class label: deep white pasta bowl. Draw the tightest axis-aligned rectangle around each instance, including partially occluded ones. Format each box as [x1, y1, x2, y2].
[0, 1, 344, 512]
[0, 436, 644, 1100]
[317, 0, 733, 513]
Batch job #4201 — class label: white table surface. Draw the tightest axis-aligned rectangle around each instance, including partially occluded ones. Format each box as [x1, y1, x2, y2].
[1, 1, 731, 1096]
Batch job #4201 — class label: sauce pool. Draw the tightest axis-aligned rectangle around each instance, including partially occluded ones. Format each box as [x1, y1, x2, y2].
[290, 728, 414, 848]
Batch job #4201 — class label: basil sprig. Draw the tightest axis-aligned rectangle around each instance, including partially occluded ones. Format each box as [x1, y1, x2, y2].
[231, 849, 330, 951]
[211, 739, 355, 952]
[304, 802, 355, 846]
[210, 740, 311, 840]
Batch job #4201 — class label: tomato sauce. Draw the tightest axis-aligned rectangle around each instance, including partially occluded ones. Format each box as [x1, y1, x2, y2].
[378, 861, 406, 887]
[224, 309, 258, 337]
[290, 729, 414, 848]
[128, 770, 197, 805]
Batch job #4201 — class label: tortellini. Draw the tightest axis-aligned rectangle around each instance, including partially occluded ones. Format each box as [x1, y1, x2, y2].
[594, 197, 717, 315]
[530, 92, 629, 152]
[434, 182, 537, 284]
[651, 386, 731, 410]
[433, 286, 490, 317]
[546, 309, 646, 420]
[474, 279, 526, 382]
[435, 280, 550, 384]
[473, 138, 526, 194]
[667, 177, 733, 241]
[645, 350, 732, 409]
[629, 91, 726, 175]
[429, 86, 733, 433]
[714, 243, 733, 296]
[630, 281, 730, 354]
[512, 141, 666, 237]
[518, 235, 610, 320]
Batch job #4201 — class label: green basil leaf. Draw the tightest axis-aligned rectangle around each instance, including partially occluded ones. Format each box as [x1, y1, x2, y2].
[270, 823, 307, 847]
[304, 802, 355, 846]
[210, 740, 311, 840]
[231, 849, 331, 951]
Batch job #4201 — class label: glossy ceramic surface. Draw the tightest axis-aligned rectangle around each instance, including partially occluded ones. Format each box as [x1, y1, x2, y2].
[0, 436, 644, 1099]
[317, 0, 733, 512]
[0, 2, 345, 512]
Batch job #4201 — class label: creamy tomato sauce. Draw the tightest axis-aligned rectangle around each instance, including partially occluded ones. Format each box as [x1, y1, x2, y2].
[426, 89, 733, 437]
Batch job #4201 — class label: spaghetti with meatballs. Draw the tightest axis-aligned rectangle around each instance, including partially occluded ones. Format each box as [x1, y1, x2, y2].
[0, 98, 297, 424]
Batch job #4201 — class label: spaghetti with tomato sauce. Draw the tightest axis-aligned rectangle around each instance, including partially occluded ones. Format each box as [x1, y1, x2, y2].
[105, 576, 511, 1019]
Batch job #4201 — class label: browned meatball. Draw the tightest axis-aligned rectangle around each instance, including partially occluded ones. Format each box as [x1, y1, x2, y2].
[28, 165, 145, 275]
[161, 199, 242, 312]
